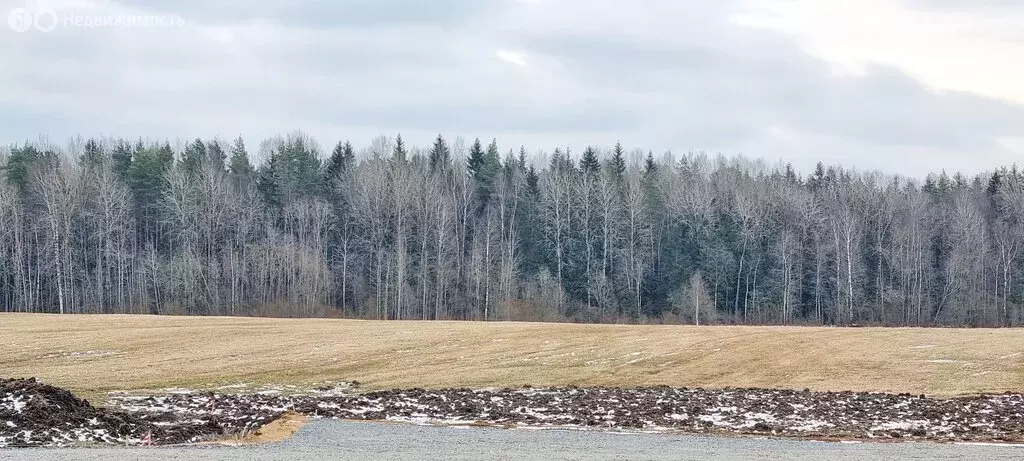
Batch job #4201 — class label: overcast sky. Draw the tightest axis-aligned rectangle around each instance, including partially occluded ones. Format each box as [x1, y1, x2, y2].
[2, 0, 1023, 176]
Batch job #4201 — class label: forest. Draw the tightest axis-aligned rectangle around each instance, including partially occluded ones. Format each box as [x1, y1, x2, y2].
[1, 132, 1022, 326]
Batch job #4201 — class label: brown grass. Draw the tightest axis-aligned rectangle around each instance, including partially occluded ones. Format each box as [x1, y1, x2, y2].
[2, 313, 1024, 401]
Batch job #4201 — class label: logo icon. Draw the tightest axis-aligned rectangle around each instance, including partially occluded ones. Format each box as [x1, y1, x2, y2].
[7, 7, 32, 32]
[33, 8, 57, 32]
[8, 5, 59, 33]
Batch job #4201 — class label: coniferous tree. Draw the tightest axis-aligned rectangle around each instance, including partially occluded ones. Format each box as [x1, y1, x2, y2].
[429, 134, 451, 173]
[609, 141, 626, 180]
[228, 137, 254, 180]
[324, 141, 355, 184]
[181, 138, 208, 176]
[128, 142, 173, 240]
[4, 145, 55, 193]
[467, 138, 486, 180]
[393, 134, 407, 164]
[111, 140, 133, 180]
[81, 138, 104, 168]
[580, 146, 600, 178]
[207, 140, 227, 172]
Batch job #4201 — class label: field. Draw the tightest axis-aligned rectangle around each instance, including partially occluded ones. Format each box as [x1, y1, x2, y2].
[2, 314, 1024, 401]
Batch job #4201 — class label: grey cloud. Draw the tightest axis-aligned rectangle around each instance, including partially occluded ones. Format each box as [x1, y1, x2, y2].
[131, 0, 496, 28]
[512, 19, 1024, 153]
[1, 0, 1023, 176]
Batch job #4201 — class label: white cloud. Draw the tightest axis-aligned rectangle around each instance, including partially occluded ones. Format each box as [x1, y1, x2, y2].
[495, 49, 528, 66]
[732, 0, 1024, 104]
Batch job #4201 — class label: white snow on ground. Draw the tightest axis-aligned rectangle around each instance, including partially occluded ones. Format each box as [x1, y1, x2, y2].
[870, 420, 930, 431]
[38, 350, 121, 360]
[215, 383, 252, 390]
[3, 393, 27, 413]
[789, 420, 834, 432]
[738, 413, 777, 427]
[698, 414, 728, 425]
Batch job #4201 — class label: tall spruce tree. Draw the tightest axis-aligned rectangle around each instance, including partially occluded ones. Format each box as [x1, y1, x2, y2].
[207, 140, 226, 172]
[467, 138, 486, 179]
[428, 134, 451, 172]
[228, 136, 254, 180]
[609, 141, 626, 179]
[580, 146, 600, 177]
[393, 134, 408, 164]
[181, 138, 207, 176]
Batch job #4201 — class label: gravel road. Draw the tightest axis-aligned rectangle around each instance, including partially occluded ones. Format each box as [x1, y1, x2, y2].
[6, 420, 1024, 460]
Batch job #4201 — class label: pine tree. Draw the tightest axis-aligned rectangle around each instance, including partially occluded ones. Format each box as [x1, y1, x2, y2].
[393, 134, 407, 164]
[342, 141, 355, 168]
[256, 135, 323, 210]
[4, 145, 55, 194]
[784, 163, 799, 184]
[808, 162, 826, 191]
[580, 146, 600, 177]
[467, 137, 486, 179]
[467, 138, 503, 210]
[428, 134, 450, 173]
[484, 139, 501, 175]
[228, 136, 254, 180]
[324, 140, 355, 183]
[608, 141, 626, 179]
[81, 138, 104, 169]
[181, 138, 207, 176]
[643, 151, 658, 179]
[988, 170, 1003, 197]
[207, 140, 226, 172]
[111, 140, 133, 180]
[129, 142, 174, 238]
[526, 164, 539, 193]
[256, 156, 281, 211]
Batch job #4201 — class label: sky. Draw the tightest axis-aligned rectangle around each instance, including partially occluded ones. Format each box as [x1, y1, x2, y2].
[1, 0, 1023, 177]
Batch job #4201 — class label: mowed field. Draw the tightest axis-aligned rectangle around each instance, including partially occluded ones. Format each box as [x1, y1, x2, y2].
[2, 314, 1024, 401]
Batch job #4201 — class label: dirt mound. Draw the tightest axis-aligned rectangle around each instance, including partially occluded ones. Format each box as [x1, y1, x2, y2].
[107, 386, 1024, 444]
[10, 378, 1024, 447]
[0, 378, 239, 447]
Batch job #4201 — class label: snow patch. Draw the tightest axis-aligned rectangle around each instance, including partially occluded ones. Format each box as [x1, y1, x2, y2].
[871, 420, 930, 431]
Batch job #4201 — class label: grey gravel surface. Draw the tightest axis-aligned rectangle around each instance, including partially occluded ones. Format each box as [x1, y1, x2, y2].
[5, 420, 1024, 460]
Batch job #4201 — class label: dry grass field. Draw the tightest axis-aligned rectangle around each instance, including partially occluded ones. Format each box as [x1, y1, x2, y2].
[2, 314, 1024, 401]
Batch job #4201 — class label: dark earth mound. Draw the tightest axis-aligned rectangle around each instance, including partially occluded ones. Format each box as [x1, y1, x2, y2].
[7, 378, 1024, 447]
[0, 378, 273, 447]
[110, 386, 1024, 444]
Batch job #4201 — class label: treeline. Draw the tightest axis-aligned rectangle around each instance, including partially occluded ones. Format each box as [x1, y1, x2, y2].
[1, 132, 1023, 326]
